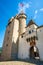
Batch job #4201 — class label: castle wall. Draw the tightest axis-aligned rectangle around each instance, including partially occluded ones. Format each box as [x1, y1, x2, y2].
[1, 20, 14, 60]
[11, 18, 19, 60]
[18, 24, 38, 59]
[18, 35, 30, 59]
[19, 18, 26, 34]
[18, 14, 26, 35]
[2, 13, 43, 61]
[2, 17, 19, 60]
[36, 27, 43, 60]
[25, 24, 37, 38]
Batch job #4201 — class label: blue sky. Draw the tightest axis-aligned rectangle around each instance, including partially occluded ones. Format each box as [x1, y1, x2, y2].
[0, 0, 43, 47]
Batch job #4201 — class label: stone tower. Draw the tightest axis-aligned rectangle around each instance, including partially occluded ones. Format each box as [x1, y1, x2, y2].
[1, 13, 27, 60]
[1, 16, 19, 60]
[18, 13, 26, 35]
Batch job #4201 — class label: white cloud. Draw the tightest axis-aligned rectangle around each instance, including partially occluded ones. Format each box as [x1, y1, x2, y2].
[29, 2, 32, 4]
[33, 15, 37, 19]
[33, 10, 38, 19]
[25, 3, 30, 8]
[34, 8, 43, 19]
[40, 8, 43, 11]
[18, 2, 31, 13]
[35, 10, 38, 14]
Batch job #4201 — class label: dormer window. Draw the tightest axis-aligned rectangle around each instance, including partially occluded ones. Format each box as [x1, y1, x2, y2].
[29, 31, 31, 34]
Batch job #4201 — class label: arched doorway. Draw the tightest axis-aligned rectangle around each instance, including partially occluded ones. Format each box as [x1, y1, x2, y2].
[29, 46, 39, 59]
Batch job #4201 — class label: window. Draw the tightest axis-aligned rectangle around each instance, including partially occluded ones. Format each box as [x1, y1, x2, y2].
[29, 38, 30, 42]
[6, 44, 8, 47]
[32, 30, 34, 32]
[26, 38, 30, 42]
[33, 36, 36, 40]
[26, 38, 29, 42]
[21, 35, 23, 38]
[33, 36, 38, 40]
[8, 30, 10, 33]
[29, 31, 31, 34]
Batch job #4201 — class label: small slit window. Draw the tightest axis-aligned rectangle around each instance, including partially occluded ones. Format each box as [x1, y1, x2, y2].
[32, 30, 34, 32]
[21, 35, 23, 38]
[6, 44, 8, 47]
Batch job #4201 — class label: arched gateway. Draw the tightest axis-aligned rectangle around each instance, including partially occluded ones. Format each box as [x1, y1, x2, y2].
[29, 40, 40, 59]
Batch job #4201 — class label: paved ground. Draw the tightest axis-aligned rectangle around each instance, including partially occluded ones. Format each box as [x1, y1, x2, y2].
[0, 59, 43, 65]
[0, 61, 36, 65]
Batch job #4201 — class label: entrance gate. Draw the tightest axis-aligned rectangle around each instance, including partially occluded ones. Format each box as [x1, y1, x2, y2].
[29, 46, 39, 59]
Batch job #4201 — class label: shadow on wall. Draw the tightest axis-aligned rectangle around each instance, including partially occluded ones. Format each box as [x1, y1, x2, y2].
[11, 38, 19, 60]
[0, 47, 2, 61]
[0, 53, 1, 61]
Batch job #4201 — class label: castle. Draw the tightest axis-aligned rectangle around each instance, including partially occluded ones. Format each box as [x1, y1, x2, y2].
[1, 13, 43, 61]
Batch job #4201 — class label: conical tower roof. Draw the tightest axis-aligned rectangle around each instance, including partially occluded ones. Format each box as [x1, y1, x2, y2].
[27, 19, 38, 27]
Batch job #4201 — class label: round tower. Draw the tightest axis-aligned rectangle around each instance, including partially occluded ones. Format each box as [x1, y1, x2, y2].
[12, 15, 19, 43]
[18, 13, 27, 35]
[11, 15, 19, 60]
[1, 15, 19, 60]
